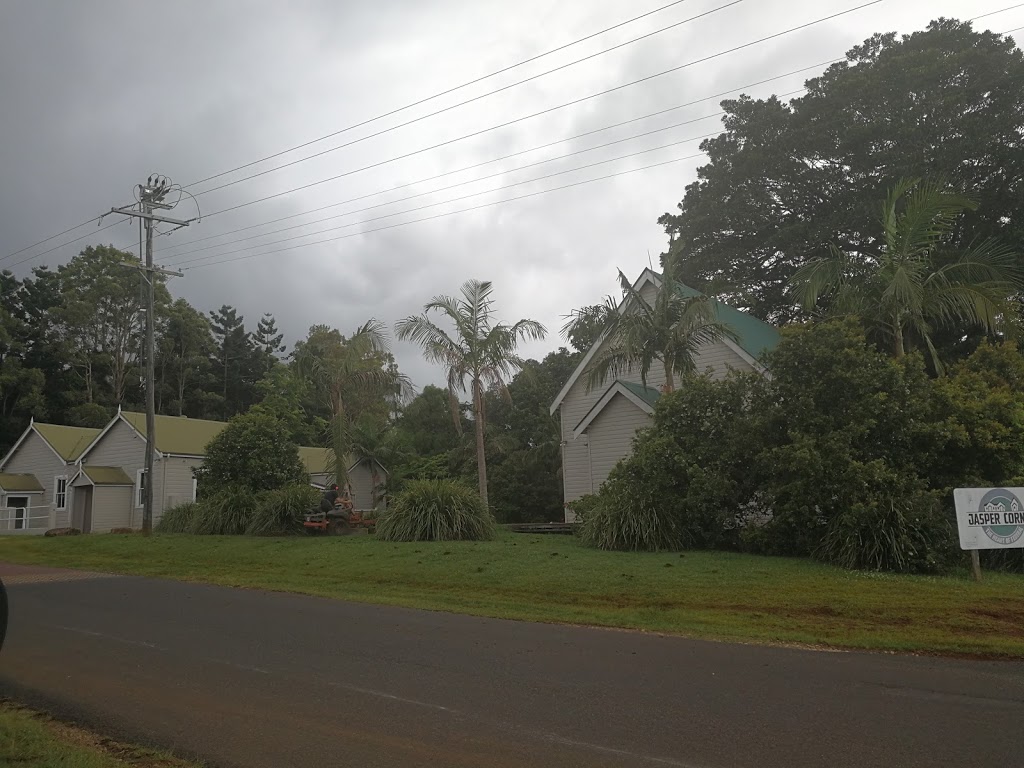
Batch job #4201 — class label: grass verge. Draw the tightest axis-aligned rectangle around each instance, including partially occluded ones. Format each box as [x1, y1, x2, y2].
[0, 701, 201, 767]
[2, 532, 1023, 657]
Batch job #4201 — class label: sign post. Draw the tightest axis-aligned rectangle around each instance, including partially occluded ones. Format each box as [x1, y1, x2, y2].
[953, 487, 1024, 582]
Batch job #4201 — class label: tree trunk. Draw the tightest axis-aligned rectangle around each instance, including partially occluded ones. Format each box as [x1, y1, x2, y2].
[473, 377, 488, 508]
[894, 322, 905, 358]
[332, 389, 349, 489]
[662, 358, 675, 393]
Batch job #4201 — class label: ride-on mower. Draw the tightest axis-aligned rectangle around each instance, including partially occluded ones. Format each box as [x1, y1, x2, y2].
[304, 487, 375, 535]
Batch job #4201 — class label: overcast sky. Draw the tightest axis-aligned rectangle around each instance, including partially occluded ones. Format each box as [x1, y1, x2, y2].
[0, 0, 1018, 390]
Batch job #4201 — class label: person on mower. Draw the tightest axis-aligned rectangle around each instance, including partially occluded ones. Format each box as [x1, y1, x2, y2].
[320, 484, 340, 514]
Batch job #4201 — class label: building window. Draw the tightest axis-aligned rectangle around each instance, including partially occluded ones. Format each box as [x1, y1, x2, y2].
[54, 476, 68, 510]
[192, 478, 198, 502]
[136, 469, 147, 508]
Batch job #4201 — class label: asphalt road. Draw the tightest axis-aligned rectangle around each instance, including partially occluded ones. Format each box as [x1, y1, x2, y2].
[1, 563, 1022, 768]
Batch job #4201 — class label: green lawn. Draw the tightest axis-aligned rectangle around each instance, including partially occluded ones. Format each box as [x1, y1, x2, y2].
[3, 532, 1023, 657]
[0, 702, 200, 768]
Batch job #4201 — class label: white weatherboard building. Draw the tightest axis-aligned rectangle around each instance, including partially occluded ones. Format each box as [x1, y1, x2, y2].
[1, 411, 386, 534]
[550, 268, 780, 522]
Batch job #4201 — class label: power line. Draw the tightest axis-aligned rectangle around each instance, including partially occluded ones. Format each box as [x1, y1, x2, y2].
[5, 220, 128, 271]
[191, 0, 747, 198]
[971, 3, 1024, 23]
[158, 63, 829, 257]
[11, 3, 878, 269]
[185, 0, 731, 190]
[169, 132, 723, 268]
[0, 216, 102, 264]
[184, 154, 703, 272]
[190, 2, 880, 201]
[187, 0, 881, 223]
[165, 123, 725, 264]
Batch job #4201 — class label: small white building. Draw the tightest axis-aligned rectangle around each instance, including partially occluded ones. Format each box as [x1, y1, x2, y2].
[1, 410, 388, 534]
[0, 421, 100, 532]
[550, 269, 779, 521]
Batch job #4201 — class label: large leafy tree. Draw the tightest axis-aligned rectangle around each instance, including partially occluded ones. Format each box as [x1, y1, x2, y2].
[157, 298, 216, 416]
[792, 178, 1021, 371]
[396, 279, 546, 507]
[194, 410, 307, 493]
[58, 245, 170, 406]
[563, 255, 735, 393]
[295, 322, 411, 487]
[659, 19, 1024, 324]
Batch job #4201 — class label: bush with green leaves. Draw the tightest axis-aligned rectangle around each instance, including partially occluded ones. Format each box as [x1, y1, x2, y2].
[247, 484, 319, 536]
[375, 479, 495, 541]
[194, 411, 308, 494]
[155, 501, 200, 533]
[812, 463, 954, 573]
[156, 484, 316, 536]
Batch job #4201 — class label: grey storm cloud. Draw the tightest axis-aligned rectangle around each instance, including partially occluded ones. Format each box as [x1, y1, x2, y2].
[0, 0, 1005, 389]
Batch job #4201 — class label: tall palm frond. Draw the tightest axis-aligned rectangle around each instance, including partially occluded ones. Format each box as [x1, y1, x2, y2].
[792, 178, 1022, 370]
[396, 279, 546, 506]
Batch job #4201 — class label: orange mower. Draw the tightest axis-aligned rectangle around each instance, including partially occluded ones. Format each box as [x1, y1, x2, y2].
[303, 494, 375, 536]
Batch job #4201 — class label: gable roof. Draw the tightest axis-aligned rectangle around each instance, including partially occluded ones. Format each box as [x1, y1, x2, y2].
[0, 473, 45, 493]
[76, 466, 135, 486]
[670, 278, 779, 363]
[299, 446, 332, 475]
[0, 421, 102, 469]
[298, 446, 389, 477]
[33, 423, 102, 462]
[572, 380, 660, 439]
[120, 411, 228, 456]
[551, 268, 780, 414]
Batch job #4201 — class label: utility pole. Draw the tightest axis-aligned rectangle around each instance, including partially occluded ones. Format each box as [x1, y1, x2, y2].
[107, 175, 194, 534]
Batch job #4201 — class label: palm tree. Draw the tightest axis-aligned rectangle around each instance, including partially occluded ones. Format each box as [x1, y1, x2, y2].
[562, 255, 737, 393]
[792, 178, 1021, 372]
[395, 280, 546, 507]
[295, 320, 412, 488]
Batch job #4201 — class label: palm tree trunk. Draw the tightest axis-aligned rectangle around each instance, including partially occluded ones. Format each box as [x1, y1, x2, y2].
[332, 389, 349, 488]
[473, 377, 488, 508]
[894, 321, 905, 358]
[663, 358, 675, 393]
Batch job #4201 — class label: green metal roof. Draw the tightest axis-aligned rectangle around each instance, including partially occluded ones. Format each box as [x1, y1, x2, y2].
[616, 380, 662, 408]
[120, 412, 227, 456]
[0, 473, 45, 492]
[34, 423, 101, 461]
[665, 277, 780, 363]
[80, 466, 134, 486]
[299, 446, 333, 475]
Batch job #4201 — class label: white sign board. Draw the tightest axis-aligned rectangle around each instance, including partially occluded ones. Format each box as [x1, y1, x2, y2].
[953, 488, 1024, 550]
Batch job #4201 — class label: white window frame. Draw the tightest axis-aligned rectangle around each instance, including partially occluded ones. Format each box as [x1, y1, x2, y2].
[135, 469, 147, 509]
[54, 475, 68, 510]
[192, 478, 198, 502]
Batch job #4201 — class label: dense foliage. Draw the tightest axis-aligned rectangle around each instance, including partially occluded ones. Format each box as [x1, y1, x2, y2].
[660, 20, 1024, 328]
[194, 412, 308, 493]
[156, 484, 318, 536]
[374, 479, 496, 542]
[581, 321, 1024, 573]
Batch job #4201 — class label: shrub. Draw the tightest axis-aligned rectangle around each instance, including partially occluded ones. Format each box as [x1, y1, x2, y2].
[375, 479, 495, 541]
[191, 487, 254, 535]
[577, 435, 688, 552]
[812, 464, 954, 573]
[156, 501, 200, 533]
[247, 484, 318, 536]
[194, 411, 308, 494]
[568, 494, 600, 525]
